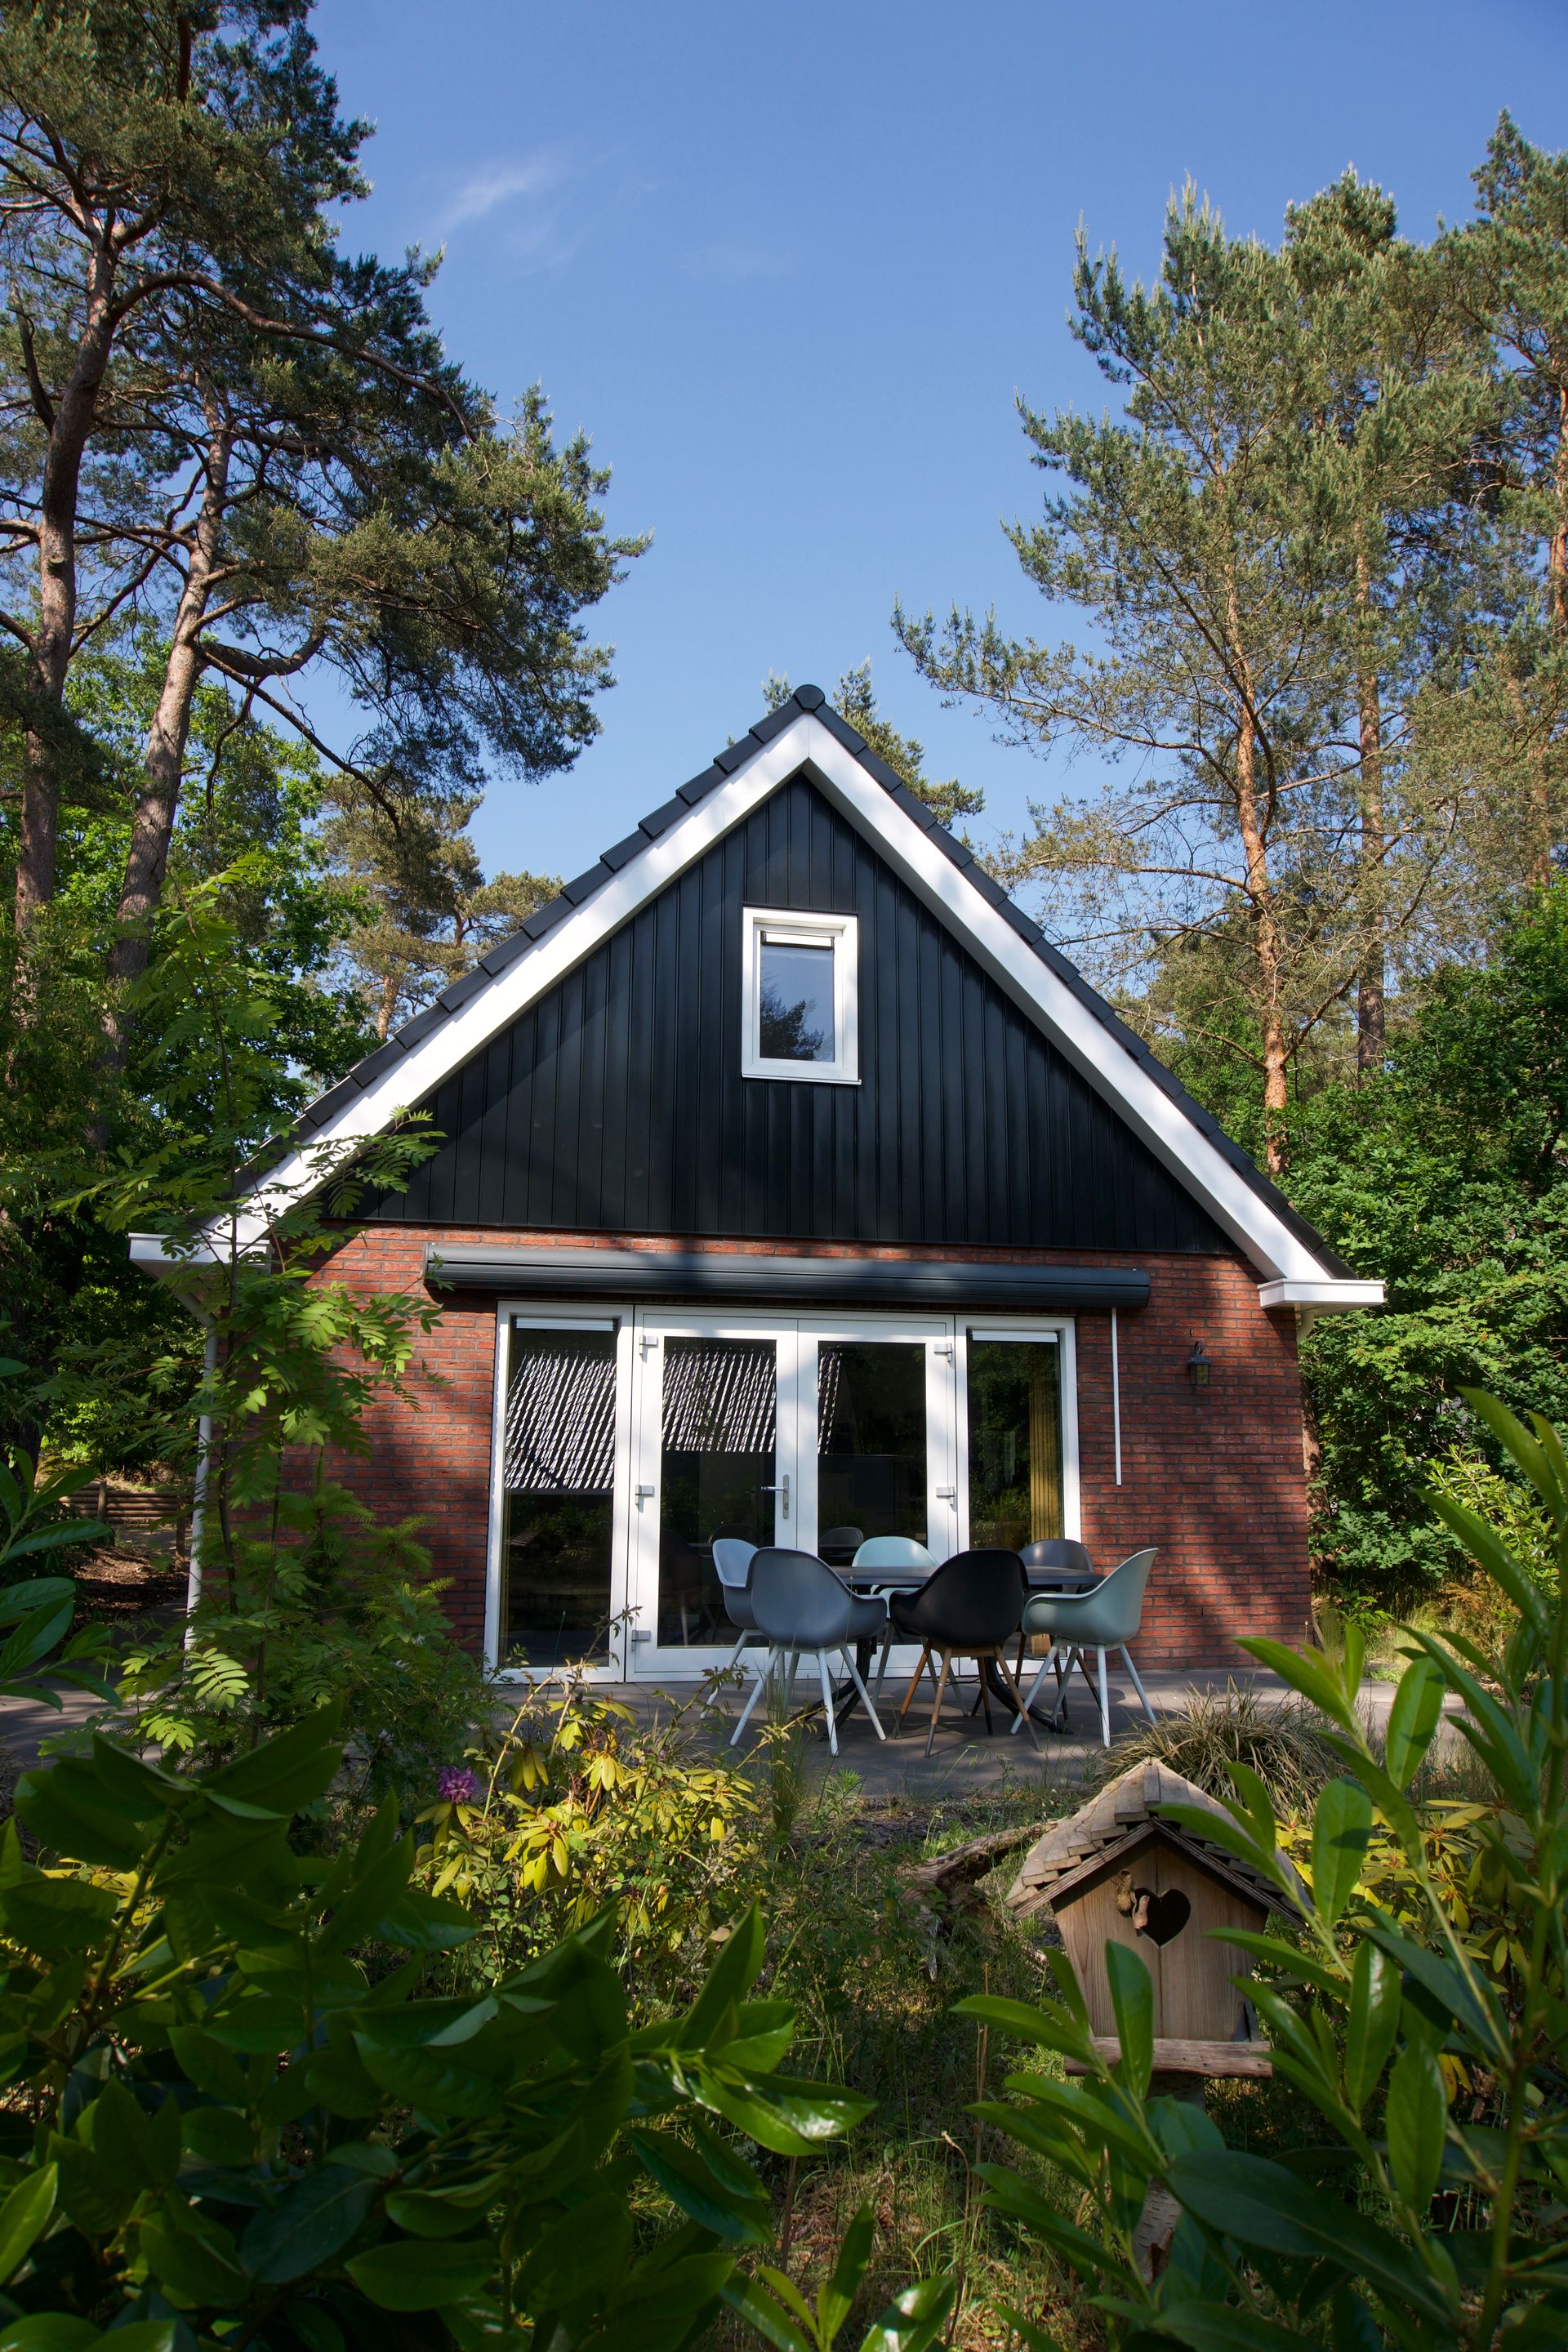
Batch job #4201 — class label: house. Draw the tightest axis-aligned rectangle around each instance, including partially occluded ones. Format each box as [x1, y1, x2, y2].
[133, 686, 1381, 1677]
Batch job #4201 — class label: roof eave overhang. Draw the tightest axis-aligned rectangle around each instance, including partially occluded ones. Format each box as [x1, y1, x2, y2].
[425, 1242, 1152, 1312]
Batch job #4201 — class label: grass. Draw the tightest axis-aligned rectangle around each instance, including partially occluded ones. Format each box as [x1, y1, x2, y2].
[1087, 1677, 1343, 1815]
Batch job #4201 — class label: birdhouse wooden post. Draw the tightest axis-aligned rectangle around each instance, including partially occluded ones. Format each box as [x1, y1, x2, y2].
[1006, 1761, 1303, 2078]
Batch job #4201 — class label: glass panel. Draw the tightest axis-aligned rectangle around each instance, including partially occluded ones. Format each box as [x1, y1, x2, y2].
[817, 1341, 927, 1565]
[759, 937, 835, 1062]
[501, 1327, 617, 1667]
[659, 1339, 777, 1646]
[967, 1339, 1062, 1550]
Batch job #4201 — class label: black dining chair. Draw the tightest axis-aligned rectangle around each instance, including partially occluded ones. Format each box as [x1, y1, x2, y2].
[730, 1548, 889, 1756]
[888, 1548, 1037, 1755]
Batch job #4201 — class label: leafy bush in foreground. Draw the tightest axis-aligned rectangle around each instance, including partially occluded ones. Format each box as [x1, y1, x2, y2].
[0, 1699, 953, 2351]
[416, 1673, 763, 2016]
[963, 1389, 1568, 2350]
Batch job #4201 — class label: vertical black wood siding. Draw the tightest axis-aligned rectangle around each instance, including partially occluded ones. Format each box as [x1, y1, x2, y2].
[371, 774, 1232, 1254]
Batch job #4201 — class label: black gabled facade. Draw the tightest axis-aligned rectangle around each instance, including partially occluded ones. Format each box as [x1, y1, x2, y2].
[371, 769, 1232, 1255]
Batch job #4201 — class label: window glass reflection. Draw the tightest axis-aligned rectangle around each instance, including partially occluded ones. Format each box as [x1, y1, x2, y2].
[967, 1339, 1062, 1550]
[817, 1341, 927, 1564]
[501, 1327, 617, 1666]
[759, 938, 834, 1062]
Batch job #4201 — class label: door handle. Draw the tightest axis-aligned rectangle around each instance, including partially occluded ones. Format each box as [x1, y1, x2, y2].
[936, 1486, 956, 1502]
[760, 1474, 791, 1521]
[635, 1485, 656, 1500]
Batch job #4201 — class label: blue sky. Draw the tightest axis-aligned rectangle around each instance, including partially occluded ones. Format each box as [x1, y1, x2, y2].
[310, 0, 1568, 896]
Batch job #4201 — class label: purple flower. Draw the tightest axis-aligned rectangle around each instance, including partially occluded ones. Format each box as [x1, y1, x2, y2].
[438, 1765, 478, 1806]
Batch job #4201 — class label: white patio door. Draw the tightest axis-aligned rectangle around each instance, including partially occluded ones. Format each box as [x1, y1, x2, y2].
[626, 1309, 958, 1677]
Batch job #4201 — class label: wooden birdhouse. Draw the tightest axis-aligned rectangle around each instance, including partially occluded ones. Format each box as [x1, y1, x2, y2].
[1006, 1762, 1303, 2077]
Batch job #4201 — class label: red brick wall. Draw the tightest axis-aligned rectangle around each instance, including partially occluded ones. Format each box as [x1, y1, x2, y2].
[308, 1225, 1312, 1669]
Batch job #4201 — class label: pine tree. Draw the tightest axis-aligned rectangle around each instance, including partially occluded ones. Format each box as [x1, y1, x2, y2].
[896, 184, 1484, 1168]
[763, 663, 982, 829]
[320, 795, 555, 1040]
[0, 1, 638, 1055]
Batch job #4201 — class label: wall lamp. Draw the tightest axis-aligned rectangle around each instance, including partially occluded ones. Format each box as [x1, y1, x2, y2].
[1186, 1339, 1212, 1390]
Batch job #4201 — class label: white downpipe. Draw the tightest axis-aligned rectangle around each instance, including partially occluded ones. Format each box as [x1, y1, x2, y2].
[185, 1320, 219, 1628]
[1111, 1310, 1123, 1487]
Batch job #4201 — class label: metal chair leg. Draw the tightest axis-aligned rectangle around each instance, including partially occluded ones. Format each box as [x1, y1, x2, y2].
[996, 1650, 1040, 1753]
[841, 1646, 885, 1740]
[1121, 1645, 1157, 1726]
[1096, 1646, 1111, 1746]
[817, 1650, 838, 1756]
[1014, 1640, 1059, 1726]
[731, 1647, 775, 1745]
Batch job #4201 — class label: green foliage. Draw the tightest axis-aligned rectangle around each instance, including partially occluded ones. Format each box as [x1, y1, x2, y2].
[960, 1386, 1568, 2349]
[722, 2201, 955, 2352]
[416, 1675, 764, 2013]
[114, 1476, 488, 1816]
[0, 1701, 905, 2348]
[1292, 881, 1568, 1607]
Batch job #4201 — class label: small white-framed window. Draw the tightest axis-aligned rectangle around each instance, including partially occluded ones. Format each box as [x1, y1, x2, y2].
[741, 906, 859, 1085]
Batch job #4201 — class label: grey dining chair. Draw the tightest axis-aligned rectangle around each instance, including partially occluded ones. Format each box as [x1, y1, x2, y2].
[730, 1548, 889, 1756]
[1019, 1536, 1095, 1581]
[712, 1537, 761, 1679]
[1010, 1547, 1158, 1747]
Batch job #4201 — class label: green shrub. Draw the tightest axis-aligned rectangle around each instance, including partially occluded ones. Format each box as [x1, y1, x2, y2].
[416, 1673, 764, 2014]
[114, 1474, 490, 1819]
[961, 1388, 1568, 2349]
[0, 1699, 955, 2351]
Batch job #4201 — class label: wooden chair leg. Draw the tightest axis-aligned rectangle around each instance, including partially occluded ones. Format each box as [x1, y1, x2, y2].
[924, 1650, 952, 1758]
[897, 1649, 931, 1731]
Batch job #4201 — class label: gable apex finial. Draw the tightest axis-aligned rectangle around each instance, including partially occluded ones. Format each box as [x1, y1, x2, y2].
[794, 684, 825, 710]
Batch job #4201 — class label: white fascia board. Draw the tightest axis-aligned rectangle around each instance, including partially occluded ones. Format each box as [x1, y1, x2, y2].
[214, 710, 1346, 1285]
[1256, 1279, 1386, 1312]
[131, 1231, 231, 1275]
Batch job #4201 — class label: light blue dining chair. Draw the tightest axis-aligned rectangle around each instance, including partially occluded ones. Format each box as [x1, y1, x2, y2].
[852, 1536, 937, 1702]
[1009, 1547, 1159, 1747]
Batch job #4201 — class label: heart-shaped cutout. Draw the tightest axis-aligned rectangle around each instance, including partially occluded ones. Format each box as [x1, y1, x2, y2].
[1134, 1887, 1191, 1948]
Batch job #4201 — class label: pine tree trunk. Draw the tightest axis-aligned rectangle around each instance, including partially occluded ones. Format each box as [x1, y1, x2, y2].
[1355, 671, 1385, 1074]
[13, 262, 117, 948]
[1234, 709, 1290, 1177]
[101, 419, 231, 1073]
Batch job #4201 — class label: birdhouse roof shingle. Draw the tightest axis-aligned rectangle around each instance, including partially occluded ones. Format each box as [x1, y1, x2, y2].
[1006, 1760, 1303, 1918]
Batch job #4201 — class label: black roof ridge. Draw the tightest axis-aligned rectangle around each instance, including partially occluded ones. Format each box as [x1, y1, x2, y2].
[271, 684, 1351, 1278]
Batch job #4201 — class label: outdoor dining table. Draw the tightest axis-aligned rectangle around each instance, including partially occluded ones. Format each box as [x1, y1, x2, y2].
[822, 1561, 1101, 1731]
